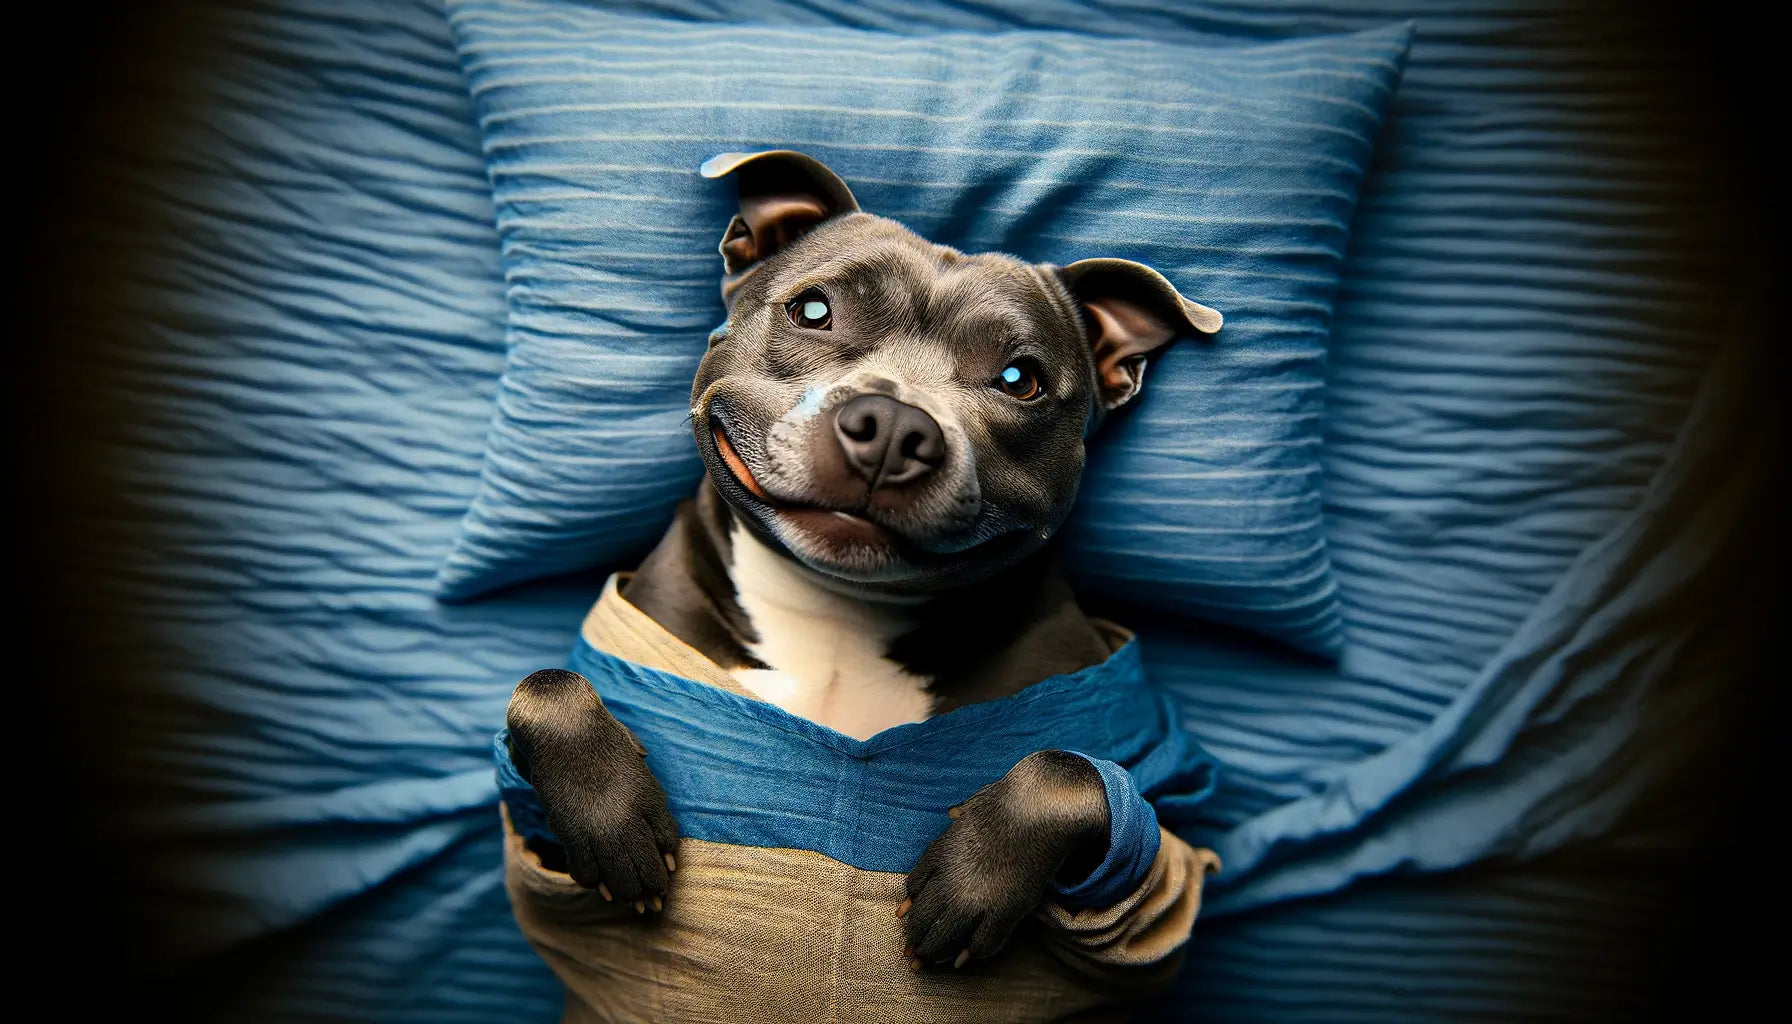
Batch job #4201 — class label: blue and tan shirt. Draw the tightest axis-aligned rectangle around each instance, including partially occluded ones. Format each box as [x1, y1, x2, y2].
[496, 575, 1221, 1023]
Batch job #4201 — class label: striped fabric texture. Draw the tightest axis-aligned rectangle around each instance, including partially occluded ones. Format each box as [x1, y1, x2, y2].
[76, 0, 1737, 1020]
[438, 1, 1415, 655]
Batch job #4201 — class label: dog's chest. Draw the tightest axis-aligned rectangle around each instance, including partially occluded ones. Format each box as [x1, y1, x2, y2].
[727, 525, 933, 740]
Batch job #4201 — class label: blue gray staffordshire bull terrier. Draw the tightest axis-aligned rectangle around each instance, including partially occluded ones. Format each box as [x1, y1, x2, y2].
[503, 150, 1222, 986]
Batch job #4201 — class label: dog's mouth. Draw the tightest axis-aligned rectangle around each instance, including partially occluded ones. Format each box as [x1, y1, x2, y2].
[709, 418, 899, 556]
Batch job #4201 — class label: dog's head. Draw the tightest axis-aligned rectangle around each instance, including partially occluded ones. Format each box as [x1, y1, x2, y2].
[691, 150, 1221, 595]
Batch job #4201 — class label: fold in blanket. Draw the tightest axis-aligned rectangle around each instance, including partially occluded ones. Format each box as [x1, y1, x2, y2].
[1205, 337, 1767, 913]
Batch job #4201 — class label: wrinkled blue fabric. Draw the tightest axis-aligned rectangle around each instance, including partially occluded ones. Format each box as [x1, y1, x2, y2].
[1054, 754, 1164, 907]
[437, 1, 1420, 657]
[495, 637, 1198, 901]
[91, 0, 1737, 1020]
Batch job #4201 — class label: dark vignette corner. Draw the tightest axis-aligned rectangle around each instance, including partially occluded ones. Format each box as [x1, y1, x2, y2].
[7, 0, 1782, 1019]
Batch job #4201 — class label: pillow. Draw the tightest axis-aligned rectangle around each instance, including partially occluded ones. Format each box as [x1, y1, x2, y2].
[440, 0, 1412, 656]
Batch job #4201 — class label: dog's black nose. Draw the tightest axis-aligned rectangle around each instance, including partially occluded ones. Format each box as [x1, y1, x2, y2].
[833, 394, 945, 489]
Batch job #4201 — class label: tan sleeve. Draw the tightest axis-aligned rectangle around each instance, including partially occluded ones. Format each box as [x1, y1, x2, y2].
[1033, 827, 1222, 987]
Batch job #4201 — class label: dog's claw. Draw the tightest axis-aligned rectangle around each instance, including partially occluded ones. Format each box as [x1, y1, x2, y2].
[947, 806, 963, 819]
[665, 852, 678, 872]
[896, 898, 911, 919]
[598, 883, 613, 902]
[634, 900, 646, 914]
[953, 949, 971, 969]
[908, 957, 924, 972]
[650, 896, 663, 912]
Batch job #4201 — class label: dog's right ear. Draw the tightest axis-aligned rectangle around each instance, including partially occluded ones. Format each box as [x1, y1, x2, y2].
[700, 151, 859, 303]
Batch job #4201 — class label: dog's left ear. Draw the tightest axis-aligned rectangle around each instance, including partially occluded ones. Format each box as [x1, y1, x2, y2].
[701, 151, 859, 303]
[1055, 258, 1222, 411]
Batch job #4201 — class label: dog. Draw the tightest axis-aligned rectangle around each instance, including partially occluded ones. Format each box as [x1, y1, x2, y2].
[501, 150, 1222, 1016]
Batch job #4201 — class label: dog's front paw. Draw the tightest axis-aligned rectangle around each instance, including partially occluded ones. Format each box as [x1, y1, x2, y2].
[508, 669, 681, 911]
[543, 750, 680, 912]
[900, 750, 1110, 968]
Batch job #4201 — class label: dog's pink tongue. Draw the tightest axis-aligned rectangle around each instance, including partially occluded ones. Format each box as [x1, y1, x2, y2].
[713, 425, 771, 501]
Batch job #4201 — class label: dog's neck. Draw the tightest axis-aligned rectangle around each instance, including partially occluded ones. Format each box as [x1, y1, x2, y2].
[724, 521, 933, 738]
[621, 482, 1115, 738]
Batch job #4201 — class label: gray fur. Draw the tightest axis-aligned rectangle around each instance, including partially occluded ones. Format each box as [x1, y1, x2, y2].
[692, 212, 1097, 592]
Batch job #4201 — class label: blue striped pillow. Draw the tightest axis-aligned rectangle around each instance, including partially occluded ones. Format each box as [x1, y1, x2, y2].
[441, 0, 1411, 656]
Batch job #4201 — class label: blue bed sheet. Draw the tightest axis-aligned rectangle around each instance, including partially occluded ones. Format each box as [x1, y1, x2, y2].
[88, 0, 1744, 1019]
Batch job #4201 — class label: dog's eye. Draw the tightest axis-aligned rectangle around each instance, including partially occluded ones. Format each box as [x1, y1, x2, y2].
[786, 291, 832, 330]
[994, 360, 1043, 401]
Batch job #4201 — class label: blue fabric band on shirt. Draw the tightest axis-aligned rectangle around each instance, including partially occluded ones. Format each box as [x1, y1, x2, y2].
[493, 635, 1217, 876]
[494, 730, 555, 845]
[1052, 753, 1162, 907]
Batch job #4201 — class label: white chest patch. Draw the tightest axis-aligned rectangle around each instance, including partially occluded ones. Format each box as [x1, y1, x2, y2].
[726, 524, 934, 740]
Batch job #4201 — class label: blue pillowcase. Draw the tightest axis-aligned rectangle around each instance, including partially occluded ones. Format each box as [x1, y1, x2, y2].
[441, 0, 1412, 656]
